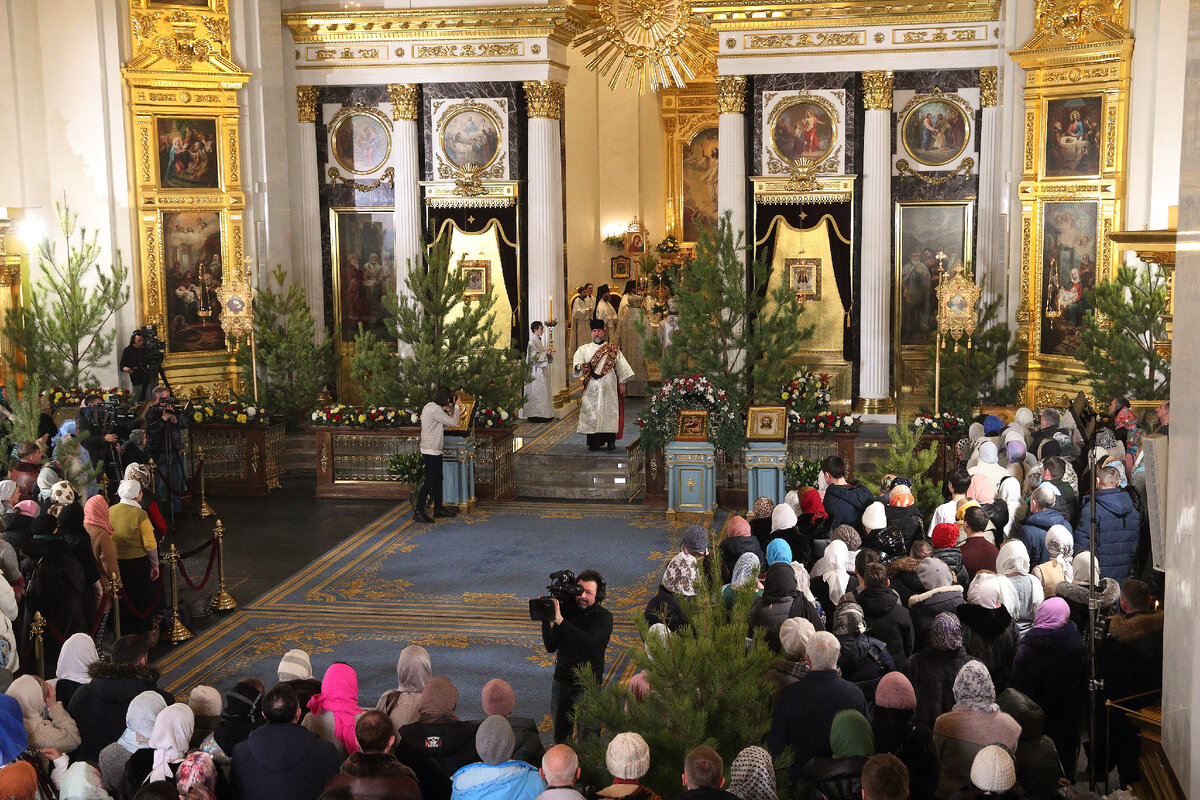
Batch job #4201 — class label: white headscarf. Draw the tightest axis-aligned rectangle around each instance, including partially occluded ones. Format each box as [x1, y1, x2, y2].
[966, 572, 1004, 609]
[783, 490, 801, 516]
[55, 633, 98, 685]
[6, 675, 47, 733]
[790, 561, 817, 604]
[117, 479, 143, 507]
[59, 762, 112, 800]
[996, 540, 1031, 577]
[147, 703, 194, 783]
[0, 480, 16, 505]
[118, 690, 168, 754]
[1045, 525, 1075, 583]
[1072, 552, 1101, 587]
[812, 540, 852, 604]
[770, 503, 798, 533]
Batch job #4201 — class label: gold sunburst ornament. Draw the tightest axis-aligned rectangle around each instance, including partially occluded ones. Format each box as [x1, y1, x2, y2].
[575, 0, 716, 93]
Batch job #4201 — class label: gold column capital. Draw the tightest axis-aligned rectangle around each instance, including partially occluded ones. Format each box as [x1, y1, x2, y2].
[716, 75, 747, 114]
[388, 84, 419, 121]
[862, 71, 894, 110]
[979, 67, 999, 107]
[524, 81, 565, 120]
[297, 86, 319, 123]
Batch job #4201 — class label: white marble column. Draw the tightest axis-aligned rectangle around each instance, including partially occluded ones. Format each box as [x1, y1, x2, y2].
[291, 86, 324, 330]
[716, 76, 748, 248]
[857, 71, 894, 415]
[388, 84, 421, 305]
[976, 68, 1003, 309]
[524, 81, 568, 409]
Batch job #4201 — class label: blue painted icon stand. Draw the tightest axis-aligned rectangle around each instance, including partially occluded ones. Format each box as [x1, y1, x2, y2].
[665, 440, 716, 522]
[745, 441, 787, 513]
[442, 436, 477, 513]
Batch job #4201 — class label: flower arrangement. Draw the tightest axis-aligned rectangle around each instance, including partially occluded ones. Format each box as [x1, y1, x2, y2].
[788, 409, 861, 435]
[310, 405, 419, 429]
[913, 412, 969, 437]
[655, 236, 681, 255]
[387, 451, 425, 486]
[603, 234, 626, 249]
[190, 399, 264, 426]
[636, 373, 744, 453]
[780, 370, 832, 415]
[784, 458, 822, 491]
[48, 387, 131, 409]
[475, 405, 514, 428]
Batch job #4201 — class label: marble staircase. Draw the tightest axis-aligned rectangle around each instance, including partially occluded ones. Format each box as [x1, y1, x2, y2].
[515, 450, 633, 500]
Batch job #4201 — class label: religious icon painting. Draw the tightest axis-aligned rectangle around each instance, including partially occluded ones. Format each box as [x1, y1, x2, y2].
[1039, 200, 1099, 357]
[746, 406, 788, 442]
[446, 391, 477, 434]
[611, 255, 631, 280]
[1043, 96, 1103, 178]
[675, 409, 710, 442]
[682, 126, 719, 243]
[459, 261, 491, 300]
[899, 93, 971, 167]
[330, 105, 392, 175]
[330, 208, 396, 343]
[624, 231, 647, 256]
[769, 97, 837, 165]
[893, 201, 974, 348]
[156, 117, 219, 190]
[160, 211, 226, 354]
[440, 104, 502, 170]
[786, 258, 822, 302]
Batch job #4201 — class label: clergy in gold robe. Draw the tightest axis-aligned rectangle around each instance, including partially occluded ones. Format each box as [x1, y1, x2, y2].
[614, 292, 649, 396]
[568, 284, 595, 361]
[573, 318, 633, 451]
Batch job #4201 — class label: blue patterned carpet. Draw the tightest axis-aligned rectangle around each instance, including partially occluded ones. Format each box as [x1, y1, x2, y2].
[155, 501, 727, 728]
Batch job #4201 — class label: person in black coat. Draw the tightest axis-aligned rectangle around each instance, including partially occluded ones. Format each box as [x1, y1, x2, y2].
[821, 456, 875, 535]
[871, 673, 939, 800]
[907, 557, 966, 650]
[884, 485, 925, 547]
[801, 710, 874, 800]
[1009, 597, 1088, 782]
[796, 488, 835, 560]
[904, 612, 975, 730]
[829, 602, 894, 703]
[674, 745, 742, 800]
[955, 574, 1020, 693]
[750, 563, 823, 652]
[718, 515, 764, 583]
[886, 540, 934, 608]
[644, 552, 696, 632]
[855, 562, 915, 670]
[231, 684, 341, 800]
[996, 689, 1063, 800]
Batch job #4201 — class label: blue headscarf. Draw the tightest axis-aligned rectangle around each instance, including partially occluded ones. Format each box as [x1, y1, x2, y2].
[765, 538, 792, 566]
[0, 694, 27, 765]
[983, 415, 1004, 436]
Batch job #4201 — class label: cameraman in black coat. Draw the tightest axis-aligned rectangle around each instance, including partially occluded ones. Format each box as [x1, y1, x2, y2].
[540, 569, 612, 743]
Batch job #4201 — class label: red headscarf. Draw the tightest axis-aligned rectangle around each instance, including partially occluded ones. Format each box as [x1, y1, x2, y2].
[83, 496, 114, 534]
[307, 663, 361, 755]
[800, 489, 827, 520]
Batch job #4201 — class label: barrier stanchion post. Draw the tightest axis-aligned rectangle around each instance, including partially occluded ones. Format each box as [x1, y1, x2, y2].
[164, 544, 192, 644]
[197, 446, 215, 518]
[30, 612, 45, 679]
[209, 519, 236, 612]
[108, 572, 122, 640]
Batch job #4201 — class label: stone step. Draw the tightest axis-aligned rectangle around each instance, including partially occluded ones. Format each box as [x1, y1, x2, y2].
[514, 451, 634, 500]
[285, 431, 317, 475]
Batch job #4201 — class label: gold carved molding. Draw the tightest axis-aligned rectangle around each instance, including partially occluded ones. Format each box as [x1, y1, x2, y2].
[388, 84, 420, 121]
[692, 0, 1000, 31]
[297, 86, 319, 123]
[861, 71, 893, 110]
[524, 81, 565, 119]
[662, 82, 719, 239]
[979, 67, 998, 107]
[716, 75, 747, 114]
[896, 157, 975, 184]
[283, 6, 588, 46]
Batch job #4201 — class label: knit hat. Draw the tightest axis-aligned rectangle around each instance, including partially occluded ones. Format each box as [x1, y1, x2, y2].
[861, 502, 887, 533]
[874, 672, 917, 711]
[918, 557, 954, 590]
[770, 503, 798, 532]
[830, 524, 861, 551]
[753, 496, 775, 520]
[779, 617, 815, 658]
[831, 602, 867, 637]
[278, 649, 313, 682]
[931, 522, 959, 549]
[187, 686, 221, 718]
[970, 745, 1017, 793]
[662, 552, 698, 596]
[475, 715, 515, 764]
[978, 441, 1000, 463]
[681, 525, 708, 554]
[929, 612, 963, 651]
[606, 731, 651, 779]
[727, 515, 751, 537]
[481, 679, 515, 717]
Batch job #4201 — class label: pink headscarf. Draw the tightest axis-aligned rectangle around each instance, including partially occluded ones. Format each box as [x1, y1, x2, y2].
[727, 516, 751, 538]
[83, 495, 115, 534]
[307, 663, 361, 755]
[14, 501, 37, 518]
[1033, 596, 1070, 630]
[965, 473, 996, 504]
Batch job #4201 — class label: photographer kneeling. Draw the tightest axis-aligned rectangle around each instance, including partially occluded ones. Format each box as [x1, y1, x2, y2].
[539, 570, 612, 744]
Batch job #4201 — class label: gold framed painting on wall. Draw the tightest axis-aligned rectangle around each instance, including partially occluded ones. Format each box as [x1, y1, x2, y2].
[460, 260, 491, 300]
[786, 257, 822, 302]
[1042, 96, 1103, 178]
[768, 95, 838, 166]
[898, 91, 972, 168]
[439, 103, 503, 171]
[746, 406, 787, 441]
[611, 255, 631, 280]
[1038, 200, 1100, 357]
[681, 126, 719, 243]
[155, 117, 220, 191]
[893, 201, 974, 348]
[159, 210, 228, 356]
[329, 105, 392, 176]
[675, 409, 709, 442]
[330, 208, 396, 344]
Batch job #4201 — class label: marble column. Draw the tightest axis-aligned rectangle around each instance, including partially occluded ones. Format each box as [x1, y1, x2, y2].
[292, 86, 324, 328]
[716, 76, 748, 248]
[857, 71, 894, 415]
[977, 68, 1003, 309]
[388, 84, 422, 304]
[524, 80, 568, 408]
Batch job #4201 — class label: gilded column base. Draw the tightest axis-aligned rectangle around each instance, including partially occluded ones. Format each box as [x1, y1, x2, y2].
[666, 509, 714, 527]
[446, 497, 477, 515]
[553, 388, 571, 409]
[166, 614, 193, 644]
[855, 396, 895, 414]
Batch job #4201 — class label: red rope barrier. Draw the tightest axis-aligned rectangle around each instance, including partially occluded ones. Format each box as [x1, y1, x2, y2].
[89, 595, 110, 637]
[118, 577, 163, 619]
[176, 544, 218, 591]
[179, 537, 216, 560]
[155, 462, 193, 499]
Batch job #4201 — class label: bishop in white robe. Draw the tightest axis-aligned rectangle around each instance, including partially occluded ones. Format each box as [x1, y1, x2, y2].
[573, 318, 633, 451]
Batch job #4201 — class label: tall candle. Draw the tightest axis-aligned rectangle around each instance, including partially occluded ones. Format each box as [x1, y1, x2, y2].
[549, 296, 553, 323]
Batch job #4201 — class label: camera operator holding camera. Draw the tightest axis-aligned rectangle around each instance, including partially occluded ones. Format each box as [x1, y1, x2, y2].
[145, 385, 188, 517]
[538, 569, 612, 744]
[77, 394, 126, 492]
[120, 330, 152, 401]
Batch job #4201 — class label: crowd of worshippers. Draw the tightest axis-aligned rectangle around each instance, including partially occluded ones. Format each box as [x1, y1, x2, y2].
[641, 401, 1164, 799]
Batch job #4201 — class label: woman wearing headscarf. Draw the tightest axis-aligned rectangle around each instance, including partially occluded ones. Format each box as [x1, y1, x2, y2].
[22, 514, 91, 670]
[810, 539, 855, 613]
[767, 503, 808, 567]
[377, 644, 432, 731]
[59, 761, 112, 800]
[871, 672, 938, 800]
[904, 613, 976, 730]
[790, 561, 825, 626]
[35, 465, 60, 512]
[719, 516, 764, 584]
[52, 633, 98, 710]
[1031, 524, 1073, 597]
[109, 480, 160, 635]
[304, 662, 363, 758]
[124, 464, 168, 540]
[275, 649, 321, 716]
[100, 690, 165, 793]
[82, 496, 121, 598]
[1114, 407, 1143, 477]
[995, 540, 1043, 637]
[932, 661, 1021, 798]
[795, 488, 834, 555]
[749, 562, 822, 651]
[398, 676, 478, 786]
[729, 746, 776, 800]
[0, 693, 44, 800]
[721, 552, 762, 612]
[6, 675, 81, 756]
[801, 709, 874, 800]
[199, 679, 263, 766]
[1054, 552, 1119, 643]
[954, 573, 1019, 693]
[907, 557, 965, 650]
[175, 750, 222, 800]
[0, 480, 19, 533]
[643, 552, 696, 632]
[5, 501, 39, 548]
[828, 602, 894, 703]
[186, 686, 221, 750]
[749, 496, 775, 551]
[121, 702, 193, 796]
[883, 482, 923, 548]
[1008, 597, 1087, 780]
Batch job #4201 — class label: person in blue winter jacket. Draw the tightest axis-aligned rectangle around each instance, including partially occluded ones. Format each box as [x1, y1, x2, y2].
[1074, 465, 1142, 581]
[450, 715, 546, 800]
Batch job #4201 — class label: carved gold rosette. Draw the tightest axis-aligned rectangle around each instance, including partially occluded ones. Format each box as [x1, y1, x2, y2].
[388, 84, 419, 121]
[861, 70, 894, 110]
[716, 75, 746, 114]
[524, 81, 565, 120]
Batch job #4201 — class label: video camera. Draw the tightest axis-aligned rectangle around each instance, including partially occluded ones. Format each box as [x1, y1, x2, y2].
[135, 324, 166, 369]
[89, 399, 138, 432]
[529, 569, 585, 622]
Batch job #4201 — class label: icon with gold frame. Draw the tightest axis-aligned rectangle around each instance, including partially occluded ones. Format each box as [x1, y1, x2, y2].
[611, 255, 631, 280]
[446, 390, 477, 434]
[460, 261, 491, 300]
[786, 257, 822, 302]
[330, 104, 392, 176]
[746, 406, 788, 441]
[935, 261, 982, 348]
[675, 409, 710, 442]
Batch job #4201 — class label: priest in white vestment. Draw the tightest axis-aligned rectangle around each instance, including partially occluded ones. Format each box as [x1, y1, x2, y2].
[522, 320, 554, 422]
[573, 318, 633, 451]
[568, 284, 595, 361]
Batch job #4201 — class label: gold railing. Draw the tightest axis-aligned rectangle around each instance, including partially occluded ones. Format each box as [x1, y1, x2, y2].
[625, 435, 645, 501]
